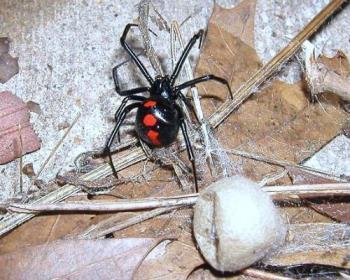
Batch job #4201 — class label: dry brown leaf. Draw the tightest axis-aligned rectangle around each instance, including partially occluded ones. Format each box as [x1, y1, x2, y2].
[0, 91, 41, 164]
[195, 0, 346, 186]
[288, 167, 350, 222]
[135, 240, 204, 280]
[287, 167, 339, 185]
[0, 238, 162, 280]
[0, 213, 96, 255]
[210, 0, 256, 48]
[197, 22, 261, 112]
[216, 80, 347, 181]
[266, 249, 350, 270]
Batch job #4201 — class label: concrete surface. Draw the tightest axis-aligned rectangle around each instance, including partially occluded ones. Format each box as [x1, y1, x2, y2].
[255, 0, 350, 83]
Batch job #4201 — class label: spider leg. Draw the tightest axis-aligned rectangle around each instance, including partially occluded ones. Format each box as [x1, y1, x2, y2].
[175, 74, 233, 99]
[104, 102, 141, 176]
[170, 30, 204, 86]
[176, 91, 200, 124]
[179, 116, 199, 193]
[177, 91, 194, 110]
[120, 23, 154, 86]
[112, 65, 150, 96]
[114, 95, 146, 142]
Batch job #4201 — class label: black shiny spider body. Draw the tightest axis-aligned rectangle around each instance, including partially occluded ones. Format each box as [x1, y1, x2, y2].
[105, 24, 233, 192]
[135, 95, 181, 147]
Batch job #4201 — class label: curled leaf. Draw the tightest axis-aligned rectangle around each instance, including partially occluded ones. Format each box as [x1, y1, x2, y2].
[0, 38, 19, 83]
[0, 91, 41, 164]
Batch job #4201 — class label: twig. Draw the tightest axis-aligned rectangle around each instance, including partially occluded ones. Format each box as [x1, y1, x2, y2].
[77, 206, 178, 239]
[138, 0, 164, 76]
[55, 174, 127, 195]
[3, 182, 350, 214]
[5, 194, 197, 213]
[35, 113, 81, 180]
[259, 170, 288, 186]
[243, 268, 293, 280]
[0, 0, 346, 237]
[18, 124, 23, 193]
[303, 40, 350, 102]
[172, 160, 193, 192]
[224, 148, 347, 182]
[261, 182, 350, 195]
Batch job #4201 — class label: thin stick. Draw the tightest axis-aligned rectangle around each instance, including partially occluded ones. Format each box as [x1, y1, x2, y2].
[4, 182, 350, 213]
[171, 21, 216, 174]
[303, 40, 350, 102]
[77, 206, 178, 239]
[225, 148, 346, 182]
[35, 113, 81, 180]
[243, 268, 294, 280]
[138, 0, 164, 76]
[208, 0, 347, 128]
[261, 182, 350, 195]
[18, 124, 23, 193]
[5, 194, 198, 213]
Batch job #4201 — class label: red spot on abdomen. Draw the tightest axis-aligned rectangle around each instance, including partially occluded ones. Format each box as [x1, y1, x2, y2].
[143, 114, 157, 127]
[144, 100, 157, 108]
[147, 130, 161, 146]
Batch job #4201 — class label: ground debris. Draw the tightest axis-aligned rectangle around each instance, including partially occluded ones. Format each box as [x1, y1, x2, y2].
[0, 91, 41, 164]
[0, 37, 19, 84]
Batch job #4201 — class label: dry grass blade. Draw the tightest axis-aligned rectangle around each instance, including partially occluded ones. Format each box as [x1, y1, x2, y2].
[243, 268, 294, 280]
[77, 206, 178, 239]
[225, 148, 347, 182]
[3, 182, 350, 214]
[5, 194, 198, 213]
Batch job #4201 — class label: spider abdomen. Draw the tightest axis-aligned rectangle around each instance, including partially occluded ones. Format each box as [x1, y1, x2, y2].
[135, 98, 180, 147]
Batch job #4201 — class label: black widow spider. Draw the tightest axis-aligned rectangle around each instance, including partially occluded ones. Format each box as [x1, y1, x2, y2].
[105, 23, 233, 192]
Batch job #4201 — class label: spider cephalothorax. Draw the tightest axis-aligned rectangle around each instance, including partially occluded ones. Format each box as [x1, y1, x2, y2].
[105, 24, 233, 192]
